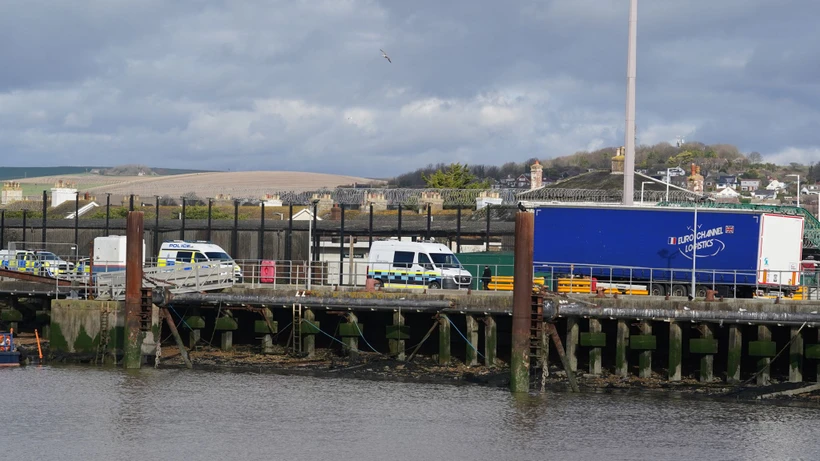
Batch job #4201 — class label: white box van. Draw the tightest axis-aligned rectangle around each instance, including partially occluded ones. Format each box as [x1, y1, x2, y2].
[157, 240, 243, 283]
[367, 239, 472, 289]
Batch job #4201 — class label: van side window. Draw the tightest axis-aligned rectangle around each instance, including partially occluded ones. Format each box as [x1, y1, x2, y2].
[193, 252, 208, 262]
[418, 253, 433, 269]
[176, 251, 193, 262]
[393, 251, 415, 268]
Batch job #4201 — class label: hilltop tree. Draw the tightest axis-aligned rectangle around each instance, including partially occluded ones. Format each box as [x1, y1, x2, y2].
[423, 163, 490, 189]
[748, 152, 763, 164]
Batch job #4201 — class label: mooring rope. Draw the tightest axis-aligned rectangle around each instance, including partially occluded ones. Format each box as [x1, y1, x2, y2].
[445, 315, 485, 358]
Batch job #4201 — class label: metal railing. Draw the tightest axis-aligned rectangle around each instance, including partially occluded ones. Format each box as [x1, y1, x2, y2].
[3, 256, 818, 300]
[94, 261, 235, 300]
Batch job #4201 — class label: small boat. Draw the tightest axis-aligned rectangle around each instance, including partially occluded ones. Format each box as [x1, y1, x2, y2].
[0, 332, 21, 367]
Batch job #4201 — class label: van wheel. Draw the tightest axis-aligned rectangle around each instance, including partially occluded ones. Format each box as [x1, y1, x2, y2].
[429, 281, 441, 289]
[373, 278, 383, 288]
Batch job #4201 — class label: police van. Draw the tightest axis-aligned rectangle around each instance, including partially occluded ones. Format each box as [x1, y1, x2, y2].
[0, 250, 39, 274]
[33, 250, 74, 277]
[367, 239, 472, 289]
[0, 249, 73, 277]
[157, 240, 243, 283]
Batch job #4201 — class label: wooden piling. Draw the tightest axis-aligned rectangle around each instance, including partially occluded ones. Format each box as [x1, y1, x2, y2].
[438, 313, 451, 366]
[344, 313, 360, 361]
[162, 307, 192, 369]
[615, 320, 629, 377]
[588, 319, 602, 375]
[668, 321, 682, 381]
[484, 316, 497, 368]
[566, 317, 579, 373]
[389, 311, 406, 361]
[699, 324, 715, 383]
[465, 314, 479, 367]
[221, 331, 233, 351]
[124, 211, 144, 369]
[303, 309, 315, 358]
[189, 329, 200, 350]
[727, 325, 742, 383]
[756, 325, 772, 386]
[639, 321, 652, 378]
[510, 211, 534, 393]
[540, 319, 549, 377]
[789, 326, 804, 383]
[260, 308, 276, 354]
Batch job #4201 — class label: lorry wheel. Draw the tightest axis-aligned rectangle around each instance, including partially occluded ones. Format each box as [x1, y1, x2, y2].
[429, 281, 441, 289]
[670, 284, 688, 297]
[650, 284, 666, 296]
[694, 285, 709, 298]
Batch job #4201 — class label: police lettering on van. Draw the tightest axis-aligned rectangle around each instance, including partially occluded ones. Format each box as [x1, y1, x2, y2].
[157, 240, 243, 283]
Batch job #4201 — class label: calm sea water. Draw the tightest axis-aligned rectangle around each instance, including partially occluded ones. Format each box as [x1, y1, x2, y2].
[4, 365, 819, 461]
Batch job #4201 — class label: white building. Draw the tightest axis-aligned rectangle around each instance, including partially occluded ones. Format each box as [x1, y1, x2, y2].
[51, 180, 78, 208]
[766, 179, 786, 191]
[714, 187, 741, 198]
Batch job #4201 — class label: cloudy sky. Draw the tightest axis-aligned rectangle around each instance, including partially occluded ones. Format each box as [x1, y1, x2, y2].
[1, 0, 818, 178]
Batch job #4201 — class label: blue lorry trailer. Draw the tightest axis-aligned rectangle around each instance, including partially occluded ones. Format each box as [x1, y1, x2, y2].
[533, 205, 805, 298]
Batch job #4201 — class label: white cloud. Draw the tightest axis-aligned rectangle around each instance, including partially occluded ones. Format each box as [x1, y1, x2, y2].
[765, 147, 820, 166]
[0, 0, 819, 177]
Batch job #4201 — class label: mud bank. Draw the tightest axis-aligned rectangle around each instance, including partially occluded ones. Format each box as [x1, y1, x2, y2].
[15, 334, 820, 408]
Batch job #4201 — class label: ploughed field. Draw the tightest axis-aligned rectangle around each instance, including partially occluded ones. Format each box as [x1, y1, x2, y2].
[12, 171, 384, 198]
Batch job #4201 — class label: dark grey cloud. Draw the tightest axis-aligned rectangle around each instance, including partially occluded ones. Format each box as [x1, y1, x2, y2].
[1, 0, 819, 178]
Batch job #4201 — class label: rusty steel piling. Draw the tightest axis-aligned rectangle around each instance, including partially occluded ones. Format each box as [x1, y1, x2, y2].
[124, 211, 144, 369]
[510, 210, 534, 393]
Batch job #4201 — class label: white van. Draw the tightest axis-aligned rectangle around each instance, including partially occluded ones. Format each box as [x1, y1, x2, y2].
[367, 240, 472, 289]
[157, 240, 243, 283]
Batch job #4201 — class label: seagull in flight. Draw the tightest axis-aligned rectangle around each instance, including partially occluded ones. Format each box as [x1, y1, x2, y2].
[380, 49, 392, 63]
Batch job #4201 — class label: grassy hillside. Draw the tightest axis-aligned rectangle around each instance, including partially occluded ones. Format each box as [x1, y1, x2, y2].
[0, 166, 214, 181]
[0, 166, 99, 181]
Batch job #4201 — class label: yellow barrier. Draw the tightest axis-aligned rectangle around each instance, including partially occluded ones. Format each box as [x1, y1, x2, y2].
[556, 277, 648, 295]
[557, 278, 593, 294]
[486, 276, 545, 291]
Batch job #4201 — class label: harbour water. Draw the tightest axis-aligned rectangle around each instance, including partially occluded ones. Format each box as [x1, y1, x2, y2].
[5, 365, 819, 461]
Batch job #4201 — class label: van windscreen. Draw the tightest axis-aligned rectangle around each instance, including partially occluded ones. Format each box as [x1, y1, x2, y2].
[205, 252, 233, 261]
[430, 253, 461, 268]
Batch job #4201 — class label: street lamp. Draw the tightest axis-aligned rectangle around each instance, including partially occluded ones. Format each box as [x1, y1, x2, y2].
[640, 181, 653, 205]
[787, 174, 800, 208]
[307, 199, 320, 290]
[665, 167, 684, 201]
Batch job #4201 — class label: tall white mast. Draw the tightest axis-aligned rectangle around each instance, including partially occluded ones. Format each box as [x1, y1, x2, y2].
[623, 0, 638, 205]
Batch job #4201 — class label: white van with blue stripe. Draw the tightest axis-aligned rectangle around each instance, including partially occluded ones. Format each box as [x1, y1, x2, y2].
[157, 240, 243, 283]
[367, 239, 472, 289]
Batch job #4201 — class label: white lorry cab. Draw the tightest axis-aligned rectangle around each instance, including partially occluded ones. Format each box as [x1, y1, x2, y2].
[367, 239, 472, 289]
[157, 240, 243, 283]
